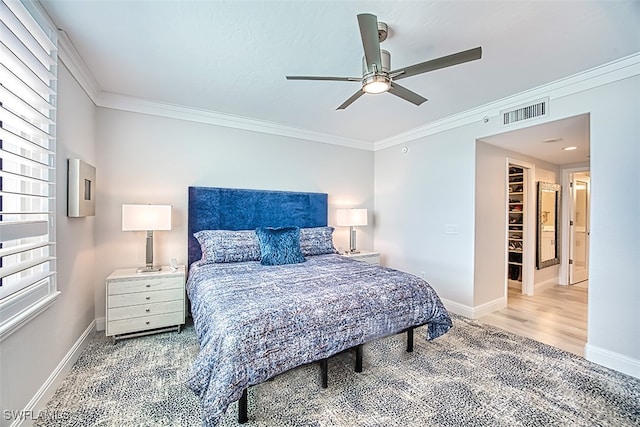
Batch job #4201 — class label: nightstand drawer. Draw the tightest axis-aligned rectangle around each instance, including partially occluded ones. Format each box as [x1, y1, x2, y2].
[342, 251, 380, 265]
[353, 254, 379, 264]
[108, 300, 184, 321]
[108, 288, 184, 308]
[107, 276, 183, 295]
[107, 311, 184, 336]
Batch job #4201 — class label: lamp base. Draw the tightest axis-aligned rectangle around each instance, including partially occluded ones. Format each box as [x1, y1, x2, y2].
[137, 266, 161, 273]
[138, 231, 160, 273]
[349, 226, 359, 254]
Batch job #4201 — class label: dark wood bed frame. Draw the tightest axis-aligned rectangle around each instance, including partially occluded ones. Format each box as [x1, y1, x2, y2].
[187, 186, 422, 424]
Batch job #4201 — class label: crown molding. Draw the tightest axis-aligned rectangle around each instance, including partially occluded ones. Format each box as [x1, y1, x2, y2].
[56, 28, 638, 154]
[56, 30, 101, 102]
[55, 26, 372, 151]
[96, 92, 374, 151]
[374, 52, 640, 151]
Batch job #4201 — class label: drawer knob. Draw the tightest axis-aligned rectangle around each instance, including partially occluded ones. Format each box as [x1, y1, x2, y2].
[145, 308, 150, 312]
[146, 321, 150, 325]
[146, 284, 151, 288]
[146, 297, 151, 300]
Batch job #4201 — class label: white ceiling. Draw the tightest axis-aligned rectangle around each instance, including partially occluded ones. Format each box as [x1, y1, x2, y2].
[40, 1, 640, 164]
[478, 113, 591, 166]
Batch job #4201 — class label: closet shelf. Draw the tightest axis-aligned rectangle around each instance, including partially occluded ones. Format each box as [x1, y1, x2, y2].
[507, 164, 525, 284]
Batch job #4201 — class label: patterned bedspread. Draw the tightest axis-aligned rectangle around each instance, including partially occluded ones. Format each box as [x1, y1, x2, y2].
[186, 254, 452, 426]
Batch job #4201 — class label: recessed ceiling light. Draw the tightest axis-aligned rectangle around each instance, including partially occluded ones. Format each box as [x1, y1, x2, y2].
[543, 137, 562, 143]
[562, 146, 578, 151]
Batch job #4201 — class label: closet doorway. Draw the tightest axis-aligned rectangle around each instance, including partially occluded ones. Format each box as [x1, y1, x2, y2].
[506, 159, 535, 296]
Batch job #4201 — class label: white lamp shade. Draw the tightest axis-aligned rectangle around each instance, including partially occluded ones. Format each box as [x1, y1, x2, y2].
[122, 204, 172, 231]
[336, 208, 368, 227]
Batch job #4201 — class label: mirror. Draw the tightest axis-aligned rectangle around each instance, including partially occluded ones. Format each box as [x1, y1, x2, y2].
[537, 182, 561, 269]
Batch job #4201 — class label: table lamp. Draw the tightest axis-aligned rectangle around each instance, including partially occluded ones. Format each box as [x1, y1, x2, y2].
[122, 204, 172, 272]
[336, 208, 368, 253]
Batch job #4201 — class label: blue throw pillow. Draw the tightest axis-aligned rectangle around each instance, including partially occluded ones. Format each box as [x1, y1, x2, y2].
[256, 227, 306, 266]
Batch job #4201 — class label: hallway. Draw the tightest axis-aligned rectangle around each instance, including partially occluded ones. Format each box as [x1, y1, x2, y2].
[479, 282, 588, 356]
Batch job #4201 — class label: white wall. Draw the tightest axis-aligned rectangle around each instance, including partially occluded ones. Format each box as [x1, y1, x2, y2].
[473, 142, 510, 307]
[93, 108, 375, 325]
[374, 124, 478, 307]
[585, 76, 640, 376]
[474, 141, 561, 309]
[375, 74, 640, 377]
[0, 63, 97, 426]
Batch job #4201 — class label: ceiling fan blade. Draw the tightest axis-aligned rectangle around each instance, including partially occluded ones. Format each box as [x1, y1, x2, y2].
[286, 76, 361, 82]
[388, 82, 427, 106]
[392, 46, 482, 81]
[337, 90, 365, 110]
[357, 13, 382, 73]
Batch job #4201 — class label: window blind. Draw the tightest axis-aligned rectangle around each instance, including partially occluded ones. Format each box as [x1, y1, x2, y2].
[0, 0, 58, 340]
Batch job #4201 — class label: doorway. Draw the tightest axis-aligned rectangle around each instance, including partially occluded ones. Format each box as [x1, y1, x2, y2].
[478, 114, 590, 354]
[506, 159, 535, 296]
[569, 172, 590, 284]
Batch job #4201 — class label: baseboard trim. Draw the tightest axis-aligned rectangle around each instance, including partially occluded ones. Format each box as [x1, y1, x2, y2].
[535, 279, 558, 290]
[584, 343, 640, 380]
[11, 320, 96, 427]
[440, 299, 473, 318]
[441, 297, 506, 320]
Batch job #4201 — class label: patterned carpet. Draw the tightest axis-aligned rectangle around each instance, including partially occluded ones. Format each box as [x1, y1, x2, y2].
[35, 315, 640, 426]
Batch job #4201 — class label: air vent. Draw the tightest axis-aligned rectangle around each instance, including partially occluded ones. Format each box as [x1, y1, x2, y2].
[501, 98, 549, 125]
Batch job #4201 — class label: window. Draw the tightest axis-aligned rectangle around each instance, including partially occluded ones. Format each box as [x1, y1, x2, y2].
[0, 0, 58, 340]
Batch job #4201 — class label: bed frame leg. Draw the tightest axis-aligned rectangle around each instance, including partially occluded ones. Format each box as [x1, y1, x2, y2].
[238, 388, 248, 424]
[355, 344, 363, 372]
[406, 327, 414, 352]
[320, 358, 328, 388]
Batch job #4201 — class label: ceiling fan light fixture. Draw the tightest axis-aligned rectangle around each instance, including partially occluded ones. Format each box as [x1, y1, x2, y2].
[285, 13, 482, 109]
[362, 74, 390, 94]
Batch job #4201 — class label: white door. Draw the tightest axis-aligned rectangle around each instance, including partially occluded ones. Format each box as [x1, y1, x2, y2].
[570, 174, 590, 284]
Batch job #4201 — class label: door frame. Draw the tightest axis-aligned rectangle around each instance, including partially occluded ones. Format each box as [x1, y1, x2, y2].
[506, 157, 536, 296]
[570, 173, 590, 284]
[560, 166, 591, 285]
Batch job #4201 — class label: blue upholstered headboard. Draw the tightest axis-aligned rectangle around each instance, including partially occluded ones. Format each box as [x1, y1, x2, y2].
[188, 187, 328, 266]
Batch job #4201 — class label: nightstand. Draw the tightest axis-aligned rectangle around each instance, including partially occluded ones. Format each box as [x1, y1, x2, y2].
[105, 265, 186, 342]
[342, 251, 380, 265]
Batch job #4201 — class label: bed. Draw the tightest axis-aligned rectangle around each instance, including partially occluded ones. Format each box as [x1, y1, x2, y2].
[185, 187, 452, 426]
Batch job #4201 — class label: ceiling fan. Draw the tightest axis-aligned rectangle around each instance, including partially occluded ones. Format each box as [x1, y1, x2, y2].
[286, 13, 482, 110]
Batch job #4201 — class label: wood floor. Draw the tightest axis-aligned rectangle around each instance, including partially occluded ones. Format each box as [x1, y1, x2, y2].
[479, 281, 588, 357]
